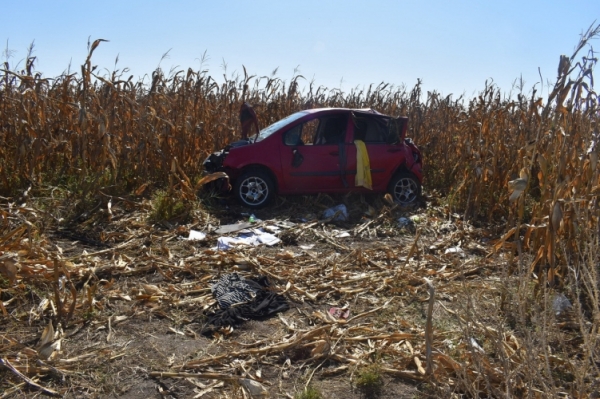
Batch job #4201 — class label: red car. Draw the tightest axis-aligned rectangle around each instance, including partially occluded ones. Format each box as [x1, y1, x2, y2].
[203, 105, 423, 209]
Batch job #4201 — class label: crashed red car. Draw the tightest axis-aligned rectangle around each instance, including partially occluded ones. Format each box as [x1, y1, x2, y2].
[203, 105, 423, 209]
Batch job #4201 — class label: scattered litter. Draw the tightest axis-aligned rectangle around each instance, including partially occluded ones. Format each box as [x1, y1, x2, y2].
[263, 225, 281, 234]
[214, 220, 297, 250]
[444, 247, 465, 257]
[274, 220, 296, 229]
[329, 307, 350, 319]
[211, 273, 262, 309]
[322, 204, 348, 222]
[442, 338, 455, 350]
[553, 293, 572, 316]
[186, 230, 206, 241]
[333, 230, 351, 238]
[2, 194, 542, 394]
[202, 273, 289, 336]
[215, 222, 255, 235]
[398, 217, 414, 229]
[469, 337, 485, 353]
[216, 229, 281, 250]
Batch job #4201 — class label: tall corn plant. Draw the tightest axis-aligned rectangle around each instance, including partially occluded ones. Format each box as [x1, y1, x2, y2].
[0, 31, 597, 236]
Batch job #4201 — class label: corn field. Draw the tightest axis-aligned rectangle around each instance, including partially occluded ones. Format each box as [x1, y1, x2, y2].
[1, 24, 600, 397]
[2, 30, 599, 281]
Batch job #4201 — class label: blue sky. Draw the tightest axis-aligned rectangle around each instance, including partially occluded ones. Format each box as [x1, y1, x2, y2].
[2, 1, 599, 99]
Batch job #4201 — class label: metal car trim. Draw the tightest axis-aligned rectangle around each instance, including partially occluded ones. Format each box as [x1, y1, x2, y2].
[289, 171, 341, 177]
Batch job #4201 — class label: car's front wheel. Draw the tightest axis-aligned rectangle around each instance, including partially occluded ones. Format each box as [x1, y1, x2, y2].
[388, 172, 421, 205]
[234, 169, 275, 208]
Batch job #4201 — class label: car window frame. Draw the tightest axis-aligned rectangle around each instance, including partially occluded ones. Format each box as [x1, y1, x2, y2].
[256, 111, 309, 142]
[352, 115, 387, 143]
[282, 115, 342, 147]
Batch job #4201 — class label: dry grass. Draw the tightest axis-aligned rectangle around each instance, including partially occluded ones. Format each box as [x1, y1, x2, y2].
[1, 23, 600, 398]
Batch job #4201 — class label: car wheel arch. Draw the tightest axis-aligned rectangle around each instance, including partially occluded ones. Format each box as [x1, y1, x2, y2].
[236, 164, 279, 192]
[389, 164, 411, 181]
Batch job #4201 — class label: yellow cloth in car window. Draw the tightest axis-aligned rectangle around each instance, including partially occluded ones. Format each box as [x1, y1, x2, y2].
[354, 140, 372, 190]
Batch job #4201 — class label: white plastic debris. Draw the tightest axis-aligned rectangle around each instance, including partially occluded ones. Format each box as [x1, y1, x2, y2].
[333, 230, 351, 238]
[553, 293, 572, 316]
[322, 204, 348, 222]
[263, 225, 281, 233]
[469, 337, 485, 353]
[444, 246, 465, 257]
[256, 230, 280, 245]
[186, 230, 206, 241]
[216, 229, 281, 250]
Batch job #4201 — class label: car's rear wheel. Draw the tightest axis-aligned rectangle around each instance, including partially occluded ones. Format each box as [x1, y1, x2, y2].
[234, 169, 275, 208]
[388, 172, 421, 205]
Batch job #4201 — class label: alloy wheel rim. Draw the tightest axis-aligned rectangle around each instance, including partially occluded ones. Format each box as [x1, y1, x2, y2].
[394, 177, 418, 204]
[240, 177, 268, 205]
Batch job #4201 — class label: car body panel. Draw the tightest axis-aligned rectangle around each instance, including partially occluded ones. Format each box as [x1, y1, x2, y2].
[221, 137, 282, 183]
[277, 109, 349, 193]
[279, 143, 346, 193]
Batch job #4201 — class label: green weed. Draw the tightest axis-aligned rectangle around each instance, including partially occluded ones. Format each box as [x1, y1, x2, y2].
[295, 385, 323, 399]
[355, 364, 384, 398]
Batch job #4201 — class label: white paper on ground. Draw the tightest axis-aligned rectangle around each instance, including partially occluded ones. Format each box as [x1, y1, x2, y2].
[444, 246, 465, 257]
[216, 228, 281, 250]
[186, 230, 206, 241]
[333, 230, 351, 238]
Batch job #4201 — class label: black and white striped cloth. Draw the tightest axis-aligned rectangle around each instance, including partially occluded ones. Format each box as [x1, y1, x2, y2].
[210, 273, 262, 309]
[202, 273, 289, 336]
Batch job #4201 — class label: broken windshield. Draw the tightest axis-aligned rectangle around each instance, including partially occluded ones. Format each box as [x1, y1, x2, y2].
[255, 111, 308, 142]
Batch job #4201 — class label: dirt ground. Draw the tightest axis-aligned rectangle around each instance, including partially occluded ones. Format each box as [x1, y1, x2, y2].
[1, 193, 505, 398]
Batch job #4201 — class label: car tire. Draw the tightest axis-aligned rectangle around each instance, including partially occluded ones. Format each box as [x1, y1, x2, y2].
[388, 172, 421, 205]
[234, 169, 275, 209]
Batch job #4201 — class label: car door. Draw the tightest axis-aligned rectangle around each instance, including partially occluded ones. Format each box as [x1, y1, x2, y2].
[345, 114, 401, 190]
[279, 113, 349, 193]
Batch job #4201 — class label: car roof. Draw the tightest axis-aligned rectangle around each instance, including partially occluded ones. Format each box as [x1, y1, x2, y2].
[302, 107, 387, 116]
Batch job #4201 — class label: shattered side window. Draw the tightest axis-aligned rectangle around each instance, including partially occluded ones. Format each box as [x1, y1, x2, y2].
[314, 115, 348, 145]
[387, 117, 405, 144]
[256, 111, 308, 141]
[300, 119, 319, 144]
[282, 118, 321, 146]
[283, 125, 303, 146]
[353, 116, 388, 143]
